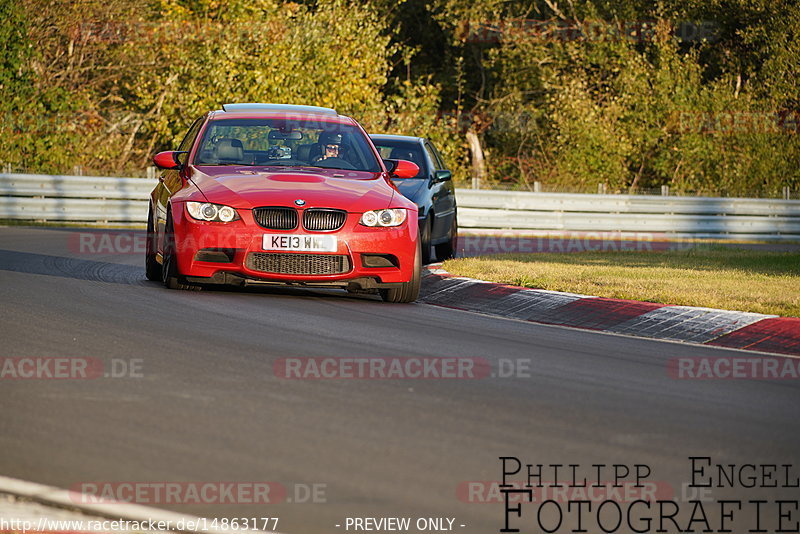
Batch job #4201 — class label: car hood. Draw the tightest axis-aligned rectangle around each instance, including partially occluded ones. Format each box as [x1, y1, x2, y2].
[391, 178, 427, 203]
[189, 166, 399, 212]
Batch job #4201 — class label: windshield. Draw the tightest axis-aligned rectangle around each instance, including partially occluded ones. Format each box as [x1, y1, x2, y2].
[372, 141, 427, 178]
[194, 118, 381, 172]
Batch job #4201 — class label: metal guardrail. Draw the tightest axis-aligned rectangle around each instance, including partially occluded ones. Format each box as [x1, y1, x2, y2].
[1, 173, 799, 240]
[0, 173, 151, 223]
[456, 189, 800, 240]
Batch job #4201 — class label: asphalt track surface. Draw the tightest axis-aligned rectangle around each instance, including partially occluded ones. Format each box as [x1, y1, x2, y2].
[1, 226, 798, 534]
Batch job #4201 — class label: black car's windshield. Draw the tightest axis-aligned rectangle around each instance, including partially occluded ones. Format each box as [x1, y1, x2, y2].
[194, 118, 381, 172]
[372, 141, 427, 178]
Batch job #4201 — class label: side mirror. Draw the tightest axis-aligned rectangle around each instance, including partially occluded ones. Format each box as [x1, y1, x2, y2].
[434, 169, 452, 182]
[153, 151, 187, 170]
[384, 159, 419, 179]
[382, 159, 397, 174]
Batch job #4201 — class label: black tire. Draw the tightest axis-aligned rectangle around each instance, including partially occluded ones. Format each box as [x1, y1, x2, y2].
[380, 240, 421, 303]
[434, 214, 458, 261]
[162, 214, 200, 291]
[420, 215, 432, 265]
[145, 206, 162, 281]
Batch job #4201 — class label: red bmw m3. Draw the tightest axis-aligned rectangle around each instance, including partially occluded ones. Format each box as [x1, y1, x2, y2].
[146, 103, 422, 302]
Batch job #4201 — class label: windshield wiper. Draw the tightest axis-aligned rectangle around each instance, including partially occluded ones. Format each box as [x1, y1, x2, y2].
[197, 162, 260, 166]
[262, 164, 330, 171]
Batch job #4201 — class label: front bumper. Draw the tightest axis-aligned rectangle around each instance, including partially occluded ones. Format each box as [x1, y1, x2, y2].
[168, 204, 418, 287]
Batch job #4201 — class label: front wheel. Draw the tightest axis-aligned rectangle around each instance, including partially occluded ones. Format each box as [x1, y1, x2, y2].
[380, 240, 421, 303]
[162, 214, 200, 291]
[420, 215, 432, 265]
[434, 214, 458, 261]
[145, 205, 162, 281]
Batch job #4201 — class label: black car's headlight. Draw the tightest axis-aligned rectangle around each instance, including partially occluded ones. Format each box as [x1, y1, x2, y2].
[360, 209, 407, 227]
[186, 202, 240, 222]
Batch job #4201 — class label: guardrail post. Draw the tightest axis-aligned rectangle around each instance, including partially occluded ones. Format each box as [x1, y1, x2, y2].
[534, 181, 541, 193]
[661, 185, 670, 196]
[784, 186, 791, 200]
[597, 183, 607, 194]
[73, 165, 83, 176]
[466, 130, 486, 190]
[146, 166, 156, 180]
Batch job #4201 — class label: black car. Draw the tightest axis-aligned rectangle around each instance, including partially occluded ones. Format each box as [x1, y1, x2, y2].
[370, 134, 458, 264]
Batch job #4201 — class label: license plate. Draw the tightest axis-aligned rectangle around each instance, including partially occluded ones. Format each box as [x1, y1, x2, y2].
[262, 234, 337, 252]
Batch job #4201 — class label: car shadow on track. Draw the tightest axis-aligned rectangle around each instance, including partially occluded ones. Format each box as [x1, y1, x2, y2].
[202, 282, 387, 302]
[0, 249, 147, 286]
[0, 249, 419, 303]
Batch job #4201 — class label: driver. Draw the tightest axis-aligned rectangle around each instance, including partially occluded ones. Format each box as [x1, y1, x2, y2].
[313, 132, 346, 162]
[322, 142, 340, 159]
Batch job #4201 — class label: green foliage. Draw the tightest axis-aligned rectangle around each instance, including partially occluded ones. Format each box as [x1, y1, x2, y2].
[136, 0, 394, 150]
[478, 1, 800, 195]
[360, 80, 470, 183]
[0, 0, 30, 99]
[1, 0, 798, 196]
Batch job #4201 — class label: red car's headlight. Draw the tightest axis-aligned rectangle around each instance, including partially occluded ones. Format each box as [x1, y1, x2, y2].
[360, 209, 407, 227]
[186, 202, 240, 223]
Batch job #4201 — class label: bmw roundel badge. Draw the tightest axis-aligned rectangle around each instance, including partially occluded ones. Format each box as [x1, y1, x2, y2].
[295, 199, 306, 206]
